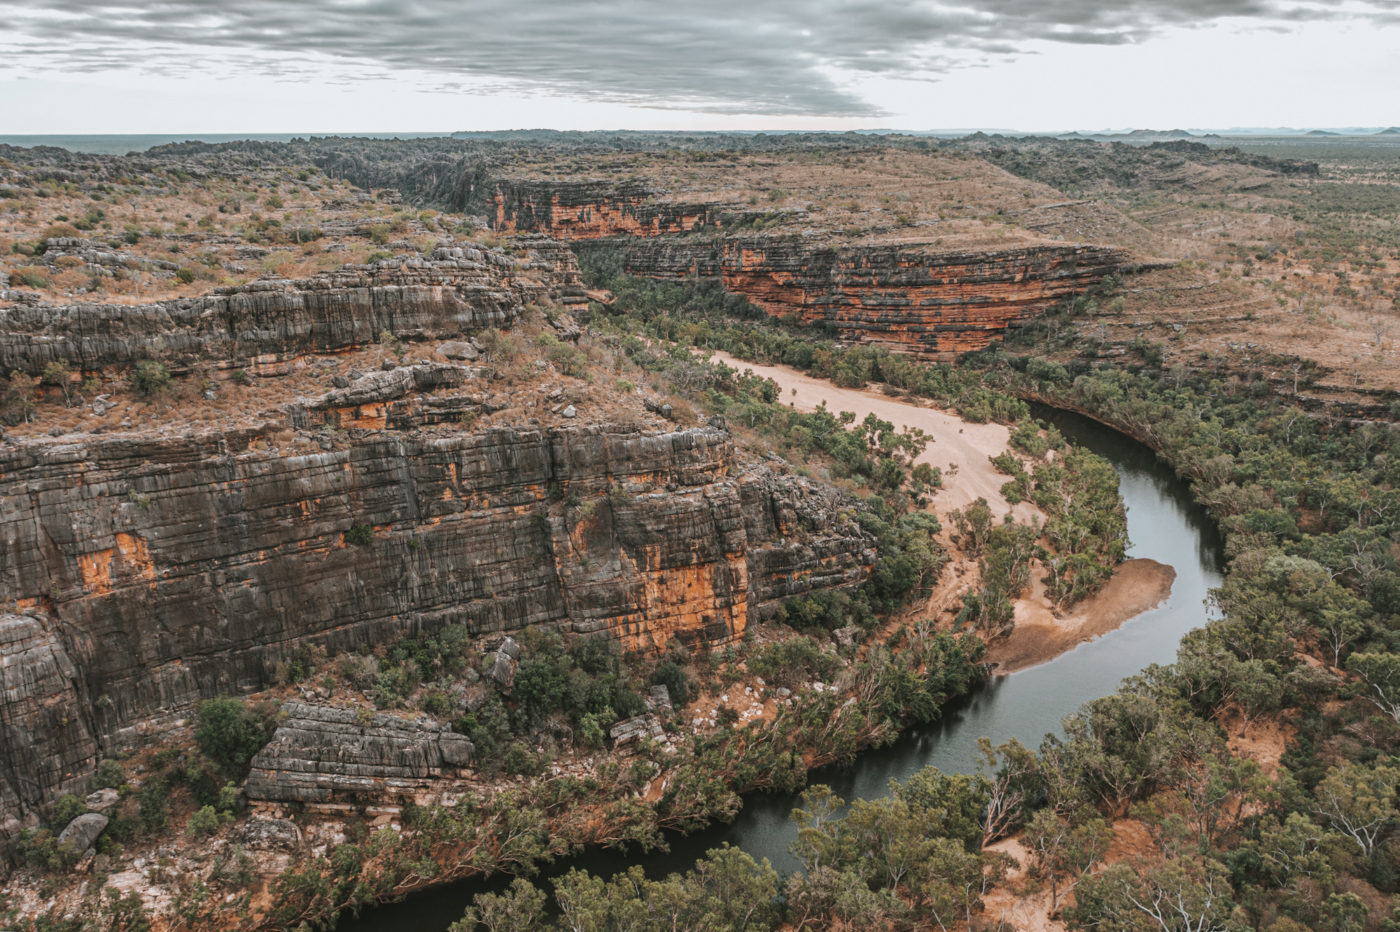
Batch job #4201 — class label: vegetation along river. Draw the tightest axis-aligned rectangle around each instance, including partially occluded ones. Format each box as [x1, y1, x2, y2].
[345, 385, 1225, 931]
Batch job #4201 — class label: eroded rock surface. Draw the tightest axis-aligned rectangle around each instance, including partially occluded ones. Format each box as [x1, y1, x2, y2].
[245, 702, 474, 804]
[622, 237, 1139, 358]
[0, 238, 585, 376]
[0, 614, 101, 850]
[0, 422, 871, 829]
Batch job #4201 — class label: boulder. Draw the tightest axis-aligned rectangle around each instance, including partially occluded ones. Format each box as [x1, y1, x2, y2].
[609, 714, 664, 746]
[242, 818, 302, 850]
[84, 789, 119, 813]
[437, 341, 479, 361]
[646, 685, 672, 712]
[57, 812, 108, 853]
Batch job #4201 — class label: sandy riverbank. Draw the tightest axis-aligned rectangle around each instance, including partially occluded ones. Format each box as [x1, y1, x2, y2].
[705, 350, 1176, 673]
[985, 558, 1176, 673]
[707, 350, 1038, 522]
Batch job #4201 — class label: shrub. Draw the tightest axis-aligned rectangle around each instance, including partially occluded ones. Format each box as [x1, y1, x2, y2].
[652, 661, 690, 709]
[128, 360, 171, 396]
[345, 523, 374, 546]
[51, 795, 88, 828]
[502, 740, 546, 777]
[175, 267, 195, 284]
[94, 758, 126, 790]
[9, 266, 49, 289]
[14, 828, 79, 872]
[186, 805, 231, 837]
[40, 223, 82, 240]
[421, 689, 453, 717]
[194, 696, 273, 779]
[139, 778, 169, 833]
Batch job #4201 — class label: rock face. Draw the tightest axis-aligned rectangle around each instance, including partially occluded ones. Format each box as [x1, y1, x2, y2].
[245, 702, 474, 804]
[0, 238, 586, 376]
[450, 172, 1136, 359]
[0, 614, 101, 849]
[620, 237, 1136, 358]
[482, 180, 719, 240]
[0, 422, 871, 831]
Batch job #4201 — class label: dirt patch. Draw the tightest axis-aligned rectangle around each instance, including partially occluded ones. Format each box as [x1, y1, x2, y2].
[1225, 715, 1296, 778]
[987, 559, 1175, 674]
[706, 350, 1041, 524]
[982, 836, 1068, 932]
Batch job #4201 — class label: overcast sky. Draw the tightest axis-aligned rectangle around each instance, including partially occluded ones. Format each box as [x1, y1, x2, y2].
[2, 0, 1397, 134]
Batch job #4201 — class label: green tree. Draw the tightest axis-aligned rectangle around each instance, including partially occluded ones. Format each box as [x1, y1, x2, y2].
[451, 877, 547, 932]
[1312, 759, 1400, 857]
[194, 697, 273, 779]
[1024, 808, 1114, 912]
[1347, 652, 1400, 721]
[128, 359, 171, 396]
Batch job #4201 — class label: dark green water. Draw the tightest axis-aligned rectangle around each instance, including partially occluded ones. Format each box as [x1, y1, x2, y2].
[343, 405, 1223, 930]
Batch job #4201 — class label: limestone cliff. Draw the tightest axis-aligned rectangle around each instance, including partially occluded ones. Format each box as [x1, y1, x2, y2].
[485, 180, 718, 240]
[622, 237, 1136, 358]
[455, 174, 1138, 358]
[0, 238, 586, 376]
[0, 419, 871, 843]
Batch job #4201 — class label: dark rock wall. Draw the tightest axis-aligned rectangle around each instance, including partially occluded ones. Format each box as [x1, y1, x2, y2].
[0, 423, 871, 839]
[486, 180, 718, 240]
[623, 237, 1136, 358]
[0, 239, 586, 376]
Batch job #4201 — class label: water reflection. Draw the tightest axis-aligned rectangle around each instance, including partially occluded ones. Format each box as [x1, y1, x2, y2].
[344, 407, 1224, 930]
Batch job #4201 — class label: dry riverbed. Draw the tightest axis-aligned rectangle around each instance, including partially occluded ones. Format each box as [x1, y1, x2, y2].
[706, 350, 1175, 672]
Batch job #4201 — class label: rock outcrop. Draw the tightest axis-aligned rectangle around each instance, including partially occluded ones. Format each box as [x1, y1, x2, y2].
[0, 614, 101, 848]
[482, 180, 720, 240]
[0, 238, 586, 376]
[447, 172, 1137, 358]
[620, 237, 1136, 358]
[0, 422, 871, 833]
[245, 702, 474, 804]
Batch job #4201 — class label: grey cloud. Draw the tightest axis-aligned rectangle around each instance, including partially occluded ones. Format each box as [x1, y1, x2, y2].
[2, 0, 1396, 115]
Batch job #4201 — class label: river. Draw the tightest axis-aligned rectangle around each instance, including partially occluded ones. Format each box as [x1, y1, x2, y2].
[344, 384, 1224, 931]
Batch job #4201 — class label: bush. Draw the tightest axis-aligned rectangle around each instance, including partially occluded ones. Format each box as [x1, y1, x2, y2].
[94, 758, 126, 790]
[175, 267, 195, 284]
[50, 794, 88, 828]
[186, 804, 232, 837]
[14, 828, 79, 872]
[194, 696, 274, 779]
[345, 523, 375, 546]
[139, 778, 169, 833]
[128, 359, 171, 396]
[8, 266, 50, 289]
[652, 661, 690, 709]
[502, 740, 546, 777]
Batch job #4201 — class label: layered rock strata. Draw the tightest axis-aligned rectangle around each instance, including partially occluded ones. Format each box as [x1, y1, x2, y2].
[485, 180, 719, 240]
[245, 702, 474, 805]
[458, 176, 1134, 358]
[0, 614, 101, 846]
[0, 239, 586, 376]
[621, 238, 1137, 358]
[0, 420, 871, 837]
